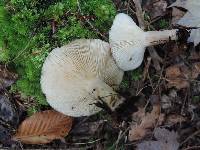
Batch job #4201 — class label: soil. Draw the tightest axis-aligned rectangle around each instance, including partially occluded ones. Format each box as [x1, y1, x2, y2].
[1, 0, 200, 149]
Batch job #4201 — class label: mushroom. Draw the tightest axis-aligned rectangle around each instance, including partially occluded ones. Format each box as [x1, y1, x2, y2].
[41, 13, 179, 117]
[41, 39, 124, 117]
[109, 13, 178, 71]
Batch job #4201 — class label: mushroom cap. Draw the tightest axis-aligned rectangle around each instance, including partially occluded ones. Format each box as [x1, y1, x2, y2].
[109, 13, 146, 71]
[40, 39, 124, 117]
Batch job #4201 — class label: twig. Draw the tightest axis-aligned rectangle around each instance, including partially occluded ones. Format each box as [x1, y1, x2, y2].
[132, 0, 145, 30]
[132, 0, 163, 71]
[180, 130, 200, 146]
[183, 146, 200, 150]
[142, 57, 151, 81]
[113, 126, 130, 150]
[147, 71, 154, 91]
[76, 0, 107, 40]
[136, 85, 148, 96]
[154, 75, 200, 84]
[66, 138, 102, 145]
[127, 0, 131, 14]
[152, 65, 164, 94]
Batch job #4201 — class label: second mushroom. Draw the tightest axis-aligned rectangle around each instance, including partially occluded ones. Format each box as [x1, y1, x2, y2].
[41, 13, 178, 117]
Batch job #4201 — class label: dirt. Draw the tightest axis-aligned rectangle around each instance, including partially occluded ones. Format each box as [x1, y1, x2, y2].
[1, 0, 200, 149]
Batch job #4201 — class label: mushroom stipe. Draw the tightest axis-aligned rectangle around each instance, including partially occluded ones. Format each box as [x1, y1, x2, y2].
[41, 13, 180, 117]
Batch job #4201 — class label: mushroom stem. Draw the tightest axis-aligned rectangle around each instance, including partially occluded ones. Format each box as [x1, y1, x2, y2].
[145, 29, 178, 46]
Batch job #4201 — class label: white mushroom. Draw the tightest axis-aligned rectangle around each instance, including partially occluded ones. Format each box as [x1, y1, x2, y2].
[41, 13, 179, 117]
[41, 39, 124, 117]
[109, 13, 178, 71]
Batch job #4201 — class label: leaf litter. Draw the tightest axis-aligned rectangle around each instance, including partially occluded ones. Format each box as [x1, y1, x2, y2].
[165, 62, 200, 89]
[169, 0, 200, 46]
[0, 65, 18, 90]
[128, 95, 164, 141]
[1, 0, 200, 149]
[13, 110, 73, 144]
[137, 128, 179, 150]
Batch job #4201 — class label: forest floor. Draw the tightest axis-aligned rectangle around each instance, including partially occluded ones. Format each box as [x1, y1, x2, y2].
[1, 0, 200, 149]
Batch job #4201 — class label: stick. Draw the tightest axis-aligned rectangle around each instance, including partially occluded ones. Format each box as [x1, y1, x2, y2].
[132, 0, 163, 71]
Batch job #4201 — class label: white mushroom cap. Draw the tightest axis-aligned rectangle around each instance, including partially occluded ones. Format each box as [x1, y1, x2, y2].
[109, 13, 178, 71]
[41, 39, 124, 117]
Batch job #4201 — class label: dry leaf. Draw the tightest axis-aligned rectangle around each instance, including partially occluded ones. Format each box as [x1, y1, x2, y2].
[166, 114, 186, 125]
[171, 7, 185, 25]
[0, 92, 19, 126]
[0, 65, 18, 90]
[169, 0, 200, 46]
[0, 125, 12, 146]
[191, 63, 200, 79]
[189, 50, 200, 60]
[128, 96, 163, 141]
[144, 0, 168, 19]
[165, 63, 200, 89]
[137, 128, 179, 150]
[165, 64, 190, 89]
[13, 110, 73, 144]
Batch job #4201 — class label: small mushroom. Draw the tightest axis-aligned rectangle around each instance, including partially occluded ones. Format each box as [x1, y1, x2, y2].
[41, 39, 124, 117]
[109, 13, 178, 71]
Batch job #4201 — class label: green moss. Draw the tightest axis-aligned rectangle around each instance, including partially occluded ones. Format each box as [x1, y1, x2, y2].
[157, 19, 170, 29]
[131, 68, 142, 81]
[0, 0, 116, 106]
[27, 106, 40, 116]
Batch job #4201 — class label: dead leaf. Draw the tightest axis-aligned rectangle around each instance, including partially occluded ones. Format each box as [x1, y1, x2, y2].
[137, 128, 179, 150]
[0, 91, 19, 126]
[128, 96, 163, 141]
[191, 63, 200, 79]
[165, 63, 200, 89]
[169, 0, 200, 46]
[0, 125, 12, 146]
[144, 0, 168, 19]
[165, 64, 190, 89]
[165, 65, 182, 77]
[0, 65, 18, 90]
[161, 90, 179, 110]
[171, 7, 185, 25]
[189, 49, 200, 60]
[166, 114, 187, 125]
[13, 110, 73, 144]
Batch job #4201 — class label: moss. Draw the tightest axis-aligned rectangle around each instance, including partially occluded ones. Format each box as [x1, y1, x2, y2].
[131, 68, 142, 81]
[0, 0, 116, 106]
[156, 19, 170, 29]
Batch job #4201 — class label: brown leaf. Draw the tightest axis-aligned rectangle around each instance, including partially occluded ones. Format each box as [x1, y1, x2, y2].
[137, 128, 179, 150]
[166, 65, 182, 77]
[171, 7, 185, 25]
[13, 110, 73, 144]
[189, 50, 200, 60]
[165, 64, 190, 89]
[191, 63, 200, 79]
[166, 114, 187, 125]
[0, 65, 18, 90]
[128, 96, 163, 141]
[165, 63, 200, 89]
[144, 0, 168, 19]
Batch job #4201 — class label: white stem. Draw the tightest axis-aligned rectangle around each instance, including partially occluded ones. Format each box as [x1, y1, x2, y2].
[145, 29, 178, 46]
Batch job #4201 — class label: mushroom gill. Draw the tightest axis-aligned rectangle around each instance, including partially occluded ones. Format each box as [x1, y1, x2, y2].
[109, 13, 178, 71]
[40, 39, 124, 117]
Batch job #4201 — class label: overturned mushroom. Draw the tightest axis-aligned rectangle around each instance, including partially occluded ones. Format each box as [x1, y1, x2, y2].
[109, 13, 178, 71]
[41, 39, 124, 117]
[41, 13, 179, 117]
